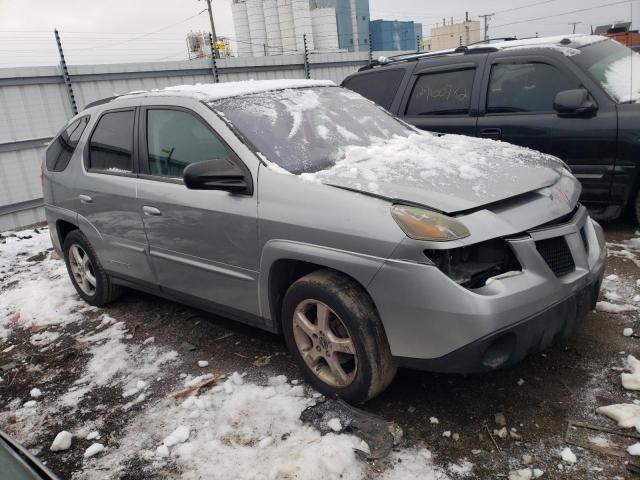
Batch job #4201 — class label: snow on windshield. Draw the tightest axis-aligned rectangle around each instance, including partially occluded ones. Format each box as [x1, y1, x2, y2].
[211, 87, 410, 174]
[602, 53, 640, 103]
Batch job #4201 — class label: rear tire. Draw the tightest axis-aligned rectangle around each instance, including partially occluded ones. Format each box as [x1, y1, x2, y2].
[282, 269, 396, 403]
[63, 230, 122, 306]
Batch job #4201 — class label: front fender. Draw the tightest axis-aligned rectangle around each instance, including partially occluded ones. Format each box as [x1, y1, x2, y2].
[258, 239, 389, 329]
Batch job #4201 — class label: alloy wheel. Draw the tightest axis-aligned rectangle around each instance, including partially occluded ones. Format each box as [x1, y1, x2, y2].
[68, 244, 97, 296]
[292, 299, 357, 388]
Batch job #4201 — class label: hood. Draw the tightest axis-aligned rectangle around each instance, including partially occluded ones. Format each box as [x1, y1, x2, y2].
[300, 132, 565, 213]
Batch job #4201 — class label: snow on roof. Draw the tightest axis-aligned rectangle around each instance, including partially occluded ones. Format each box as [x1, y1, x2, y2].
[120, 79, 335, 102]
[467, 34, 608, 56]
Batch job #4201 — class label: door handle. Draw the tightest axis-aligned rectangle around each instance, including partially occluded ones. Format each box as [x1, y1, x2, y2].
[143, 205, 162, 216]
[79, 194, 93, 204]
[480, 128, 502, 139]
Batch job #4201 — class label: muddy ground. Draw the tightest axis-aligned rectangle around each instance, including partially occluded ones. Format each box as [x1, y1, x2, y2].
[2, 218, 640, 479]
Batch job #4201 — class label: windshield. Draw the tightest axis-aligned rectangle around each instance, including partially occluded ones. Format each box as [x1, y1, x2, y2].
[210, 87, 411, 174]
[573, 38, 640, 103]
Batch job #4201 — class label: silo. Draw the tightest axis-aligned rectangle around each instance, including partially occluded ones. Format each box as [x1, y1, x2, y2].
[246, 0, 267, 56]
[311, 7, 339, 51]
[231, 1, 252, 57]
[277, 0, 298, 54]
[263, 0, 283, 55]
[292, 0, 314, 52]
[349, 0, 359, 51]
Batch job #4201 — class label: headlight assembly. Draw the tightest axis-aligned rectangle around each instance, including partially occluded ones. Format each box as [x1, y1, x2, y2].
[391, 204, 470, 242]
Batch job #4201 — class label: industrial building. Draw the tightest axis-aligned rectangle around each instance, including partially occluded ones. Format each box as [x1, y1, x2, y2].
[231, 0, 341, 56]
[315, 0, 371, 52]
[426, 19, 481, 51]
[369, 19, 422, 51]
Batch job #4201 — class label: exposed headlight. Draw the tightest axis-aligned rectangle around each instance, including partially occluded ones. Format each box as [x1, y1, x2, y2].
[391, 205, 470, 242]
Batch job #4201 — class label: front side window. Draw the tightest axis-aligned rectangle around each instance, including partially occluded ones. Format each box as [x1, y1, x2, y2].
[406, 69, 476, 116]
[343, 69, 405, 110]
[487, 62, 578, 113]
[88, 110, 134, 172]
[46, 116, 89, 172]
[146, 109, 230, 178]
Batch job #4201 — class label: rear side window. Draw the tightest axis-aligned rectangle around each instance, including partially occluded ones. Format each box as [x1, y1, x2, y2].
[406, 69, 475, 115]
[342, 69, 405, 110]
[88, 110, 135, 172]
[45, 116, 89, 172]
[487, 62, 578, 113]
[146, 109, 230, 178]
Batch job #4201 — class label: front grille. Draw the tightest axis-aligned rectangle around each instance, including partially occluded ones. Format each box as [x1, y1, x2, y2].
[535, 236, 575, 277]
[579, 227, 589, 253]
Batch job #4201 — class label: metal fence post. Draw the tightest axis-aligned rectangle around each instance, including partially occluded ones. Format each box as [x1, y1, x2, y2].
[54, 29, 78, 115]
[208, 33, 219, 83]
[368, 32, 373, 63]
[303, 34, 310, 79]
[417, 35, 421, 53]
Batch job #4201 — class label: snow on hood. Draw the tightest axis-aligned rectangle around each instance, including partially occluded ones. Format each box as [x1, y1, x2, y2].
[299, 131, 566, 213]
[120, 79, 335, 102]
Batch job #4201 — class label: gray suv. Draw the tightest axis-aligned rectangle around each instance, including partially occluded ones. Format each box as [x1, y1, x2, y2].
[43, 80, 606, 402]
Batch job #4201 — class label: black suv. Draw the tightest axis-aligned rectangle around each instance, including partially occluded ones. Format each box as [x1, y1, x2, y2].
[342, 35, 640, 222]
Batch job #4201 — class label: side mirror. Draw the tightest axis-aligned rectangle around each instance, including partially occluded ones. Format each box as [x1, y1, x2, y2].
[183, 158, 251, 194]
[553, 89, 597, 116]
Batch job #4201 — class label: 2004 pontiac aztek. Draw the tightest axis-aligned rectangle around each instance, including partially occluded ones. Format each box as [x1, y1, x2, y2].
[43, 79, 606, 403]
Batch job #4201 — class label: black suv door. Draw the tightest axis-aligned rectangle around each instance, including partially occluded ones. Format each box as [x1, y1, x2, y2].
[477, 51, 617, 207]
[398, 55, 487, 136]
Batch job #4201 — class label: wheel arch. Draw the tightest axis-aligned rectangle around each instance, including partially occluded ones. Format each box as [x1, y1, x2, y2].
[260, 240, 387, 332]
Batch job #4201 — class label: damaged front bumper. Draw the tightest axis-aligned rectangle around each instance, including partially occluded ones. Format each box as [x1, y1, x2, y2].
[368, 205, 606, 373]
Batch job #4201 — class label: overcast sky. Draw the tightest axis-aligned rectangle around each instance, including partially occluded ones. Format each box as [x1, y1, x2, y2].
[0, 0, 636, 67]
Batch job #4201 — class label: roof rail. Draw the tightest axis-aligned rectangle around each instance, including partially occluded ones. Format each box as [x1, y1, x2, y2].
[467, 36, 518, 46]
[83, 95, 120, 110]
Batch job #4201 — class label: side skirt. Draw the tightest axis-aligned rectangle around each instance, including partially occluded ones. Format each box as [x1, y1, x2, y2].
[106, 271, 277, 334]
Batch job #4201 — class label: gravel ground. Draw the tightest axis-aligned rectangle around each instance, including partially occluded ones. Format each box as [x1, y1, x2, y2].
[1, 218, 640, 479]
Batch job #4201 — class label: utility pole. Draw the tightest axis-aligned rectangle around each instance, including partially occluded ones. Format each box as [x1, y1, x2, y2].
[204, 0, 218, 58]
[479, 13, 494, 41]
[568, 21, 581, 34]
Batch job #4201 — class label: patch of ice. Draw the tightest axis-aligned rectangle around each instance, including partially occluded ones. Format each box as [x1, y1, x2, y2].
[597, 403, 640, 428]
[628, 442, 640, 455]
[508, 468, 544, 480]
[30, 388, 42, 398]
[50, 431, 73, 451]
[84, 443, 104, 458]
[327, 418, 342, 432]
[595, 301, 637, 313]
[622, 355, 640, 390]
[560, 447, 577, 463]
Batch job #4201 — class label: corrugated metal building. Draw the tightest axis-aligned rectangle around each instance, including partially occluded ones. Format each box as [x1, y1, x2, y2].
[369, 19, 422, 51]
[0, 49, 409, 231]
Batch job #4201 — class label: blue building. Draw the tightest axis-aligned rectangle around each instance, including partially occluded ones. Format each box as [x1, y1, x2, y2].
[312, 0, 371, 52]
[369, 19, 422, 51]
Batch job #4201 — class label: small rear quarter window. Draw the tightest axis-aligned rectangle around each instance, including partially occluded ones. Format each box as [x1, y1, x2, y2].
[45, 116, 89, 172]
[342, 69, 405, 110]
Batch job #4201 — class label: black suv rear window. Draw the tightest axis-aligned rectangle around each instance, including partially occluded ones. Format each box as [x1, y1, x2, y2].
[88, 110, 134, 172]
[406, 69, 475, 115]
[45, 116, 89, 172]
[343, 69, 405, 110]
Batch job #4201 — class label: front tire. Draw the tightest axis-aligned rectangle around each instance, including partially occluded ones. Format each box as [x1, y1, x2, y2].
[282, 269, 396, 403]
[63, 230, 122, 306]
